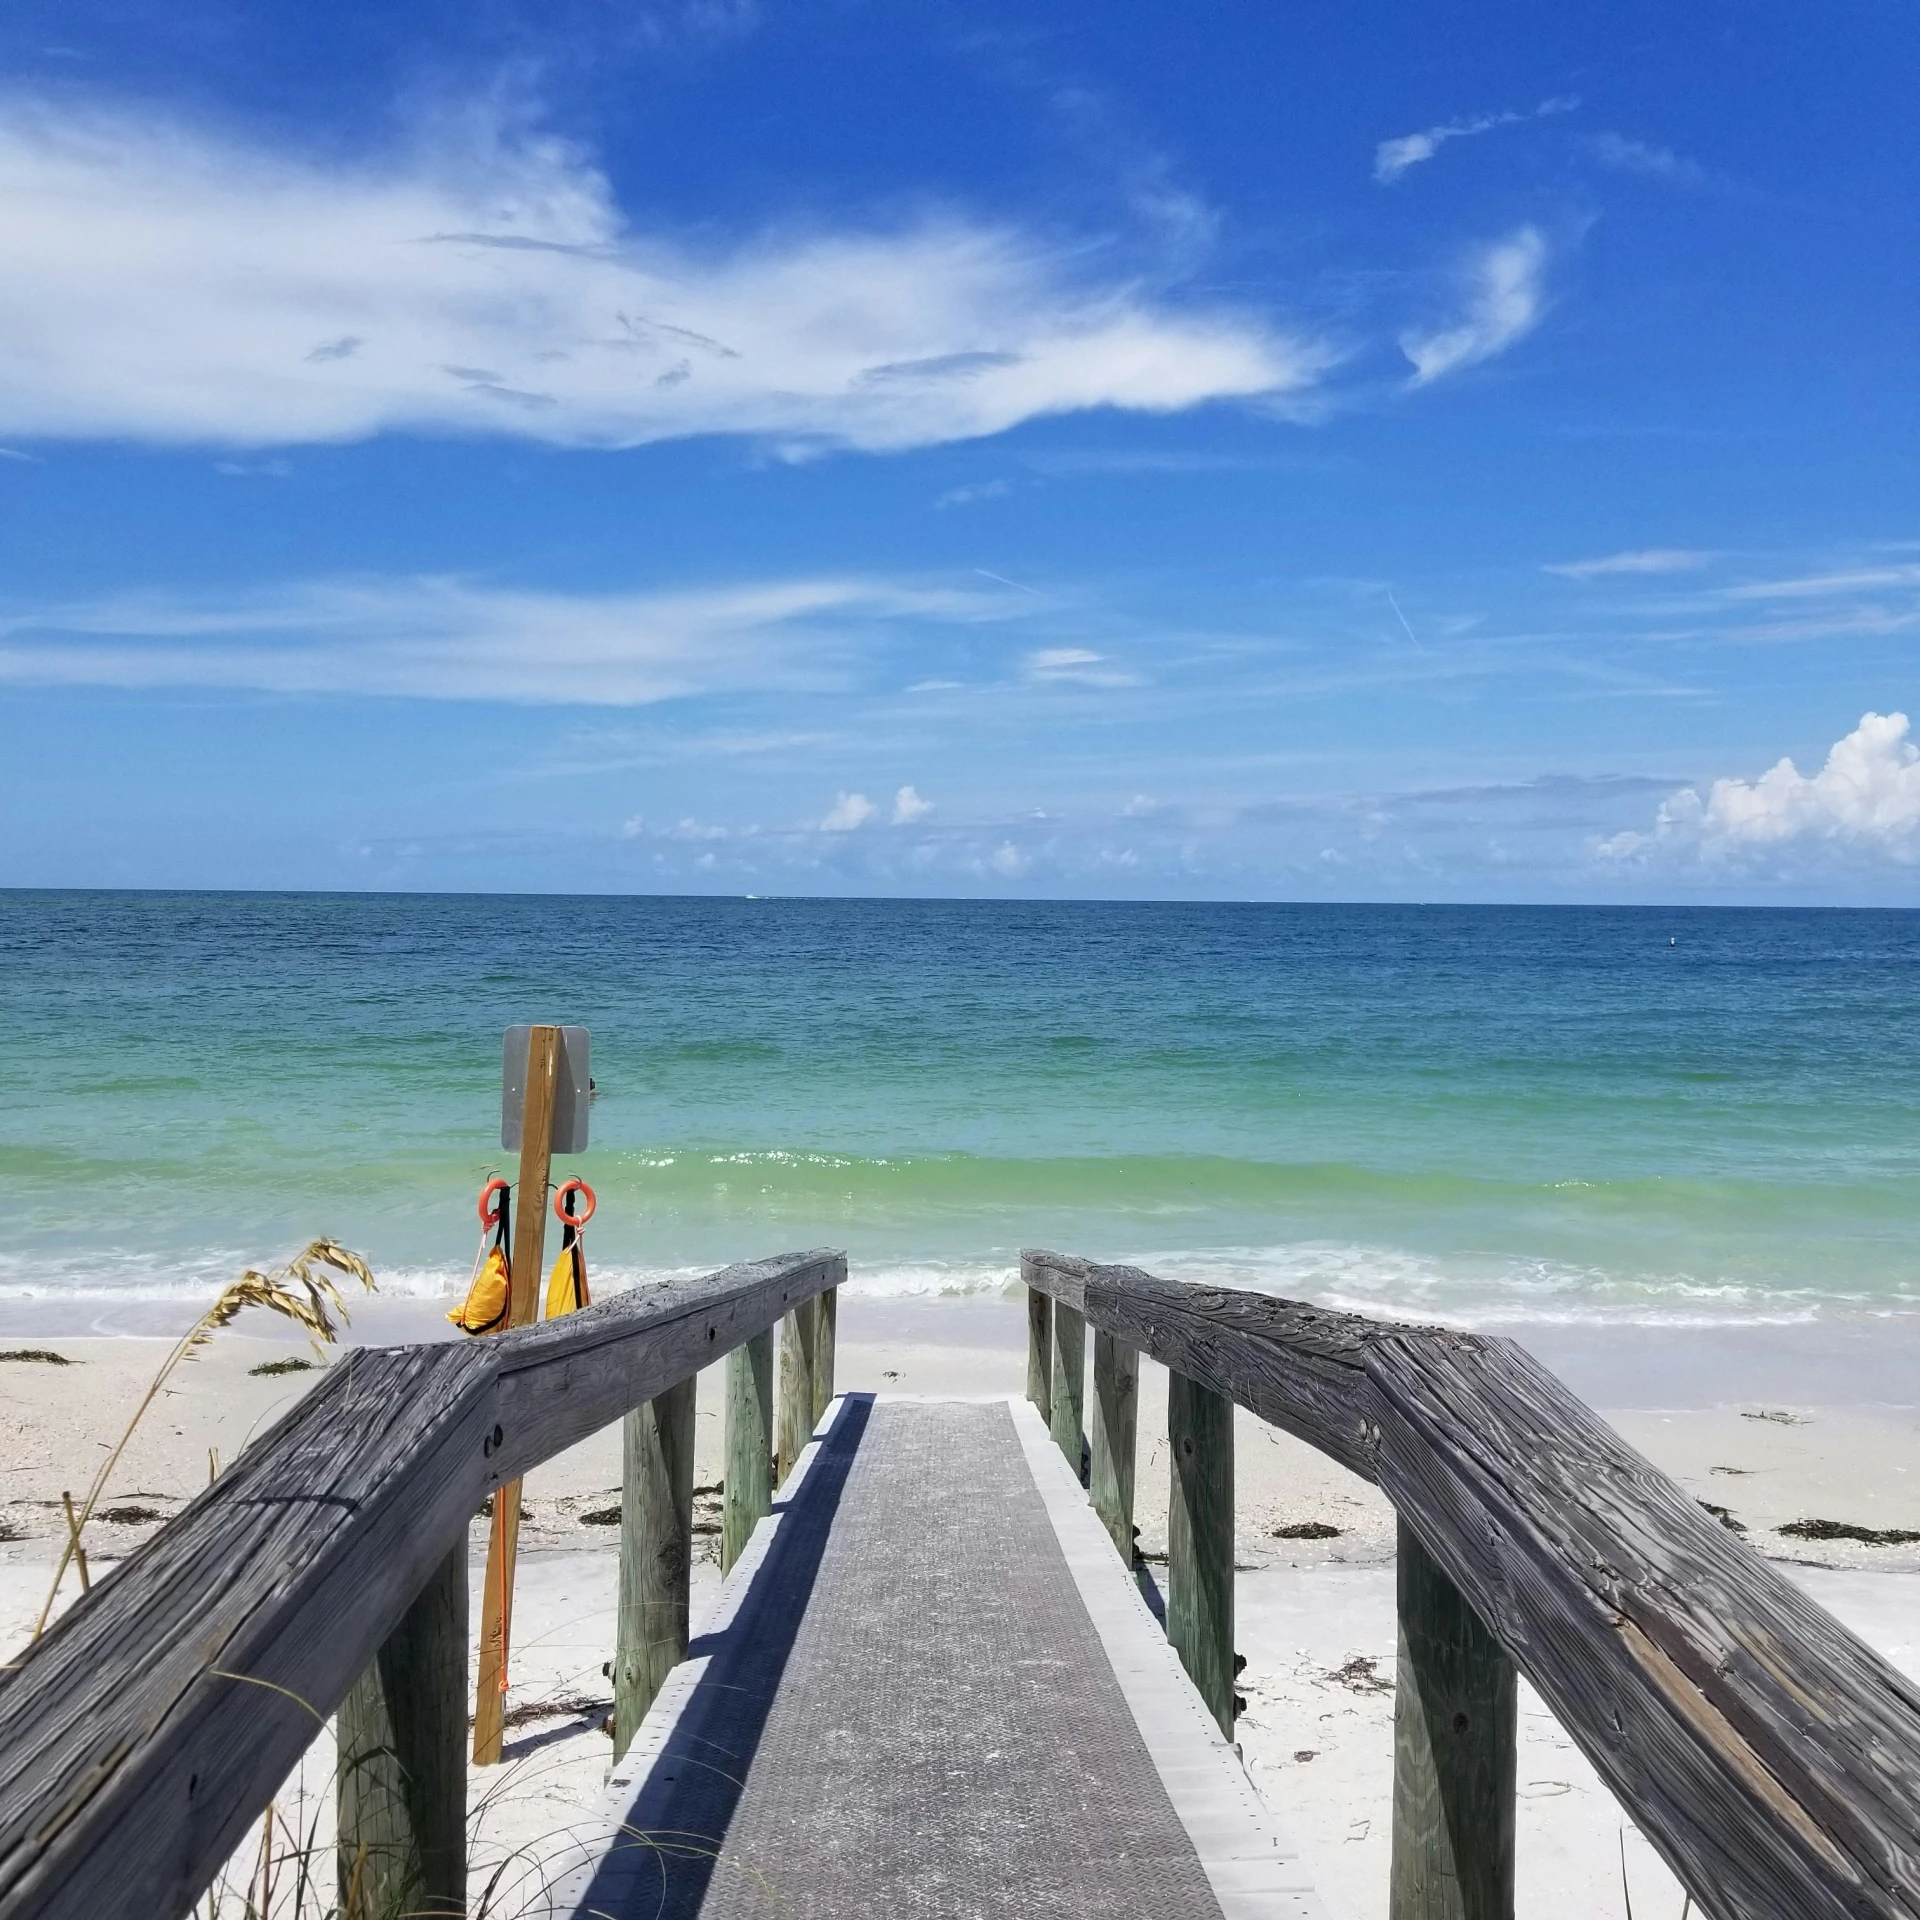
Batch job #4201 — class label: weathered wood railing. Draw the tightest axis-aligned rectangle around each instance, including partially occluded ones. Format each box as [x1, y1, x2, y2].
[0, 1250, 843, 1920]
[1022, 1248, 1920, 1920]
[6, 1244, 1917, 1920]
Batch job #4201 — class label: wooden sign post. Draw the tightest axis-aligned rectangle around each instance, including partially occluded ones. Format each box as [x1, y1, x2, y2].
[472, 1023, 587, 1765]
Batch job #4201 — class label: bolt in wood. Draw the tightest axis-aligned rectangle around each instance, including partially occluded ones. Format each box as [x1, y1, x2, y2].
[612, 1374, 697, 1759]
[1390, 1517, 1516, 1920]
[1090, 1330, 1139, 1562]
[337, 1540, 467, 1918]
[724, 1327, 774, 1571]
[1168, 1368, 1235, 1738]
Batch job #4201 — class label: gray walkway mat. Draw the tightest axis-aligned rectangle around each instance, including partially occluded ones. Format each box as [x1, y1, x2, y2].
[568, 1395, 1231, 1919]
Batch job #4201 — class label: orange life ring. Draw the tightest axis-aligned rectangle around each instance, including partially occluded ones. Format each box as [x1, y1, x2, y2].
[553, 1179, 596, 1228]
[477, 1177, 510, 1231]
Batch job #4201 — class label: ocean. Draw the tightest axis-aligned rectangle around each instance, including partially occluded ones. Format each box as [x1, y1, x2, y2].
[3, 891, 1918, 1329]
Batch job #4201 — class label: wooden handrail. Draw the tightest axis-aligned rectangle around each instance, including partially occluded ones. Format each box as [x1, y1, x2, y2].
[1023, 1249, 1920, 1920]
[0, 1250, 843, 1920]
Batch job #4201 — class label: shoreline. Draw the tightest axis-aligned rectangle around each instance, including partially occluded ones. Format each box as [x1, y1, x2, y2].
[2, 1292, 1915, 1571]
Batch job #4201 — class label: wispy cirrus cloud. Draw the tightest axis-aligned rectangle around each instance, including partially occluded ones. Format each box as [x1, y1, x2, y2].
[1719, 565, 1920, 602]
[0, 573, 1026, 704]
[1587, 133, 1713, 190]
[1374, 97, 1576, 184]
[1546, 548, 1715, 580]
[1400, 228, 1550, 386]
[1024, 646, 1142, 688]
[0, 94, 1326, 454]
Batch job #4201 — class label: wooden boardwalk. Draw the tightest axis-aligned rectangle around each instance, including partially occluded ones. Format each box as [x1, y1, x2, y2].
[556, 1394, 1321, 1920]
[5, 1245, 1920, 1920]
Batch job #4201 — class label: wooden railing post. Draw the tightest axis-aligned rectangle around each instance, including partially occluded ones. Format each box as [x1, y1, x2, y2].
[1025, 1286, 1052, 1423]
[776, 1299, 819, 1487]
[1390, 1518, 1516, 1920]
[812, 1286, 838, 1423]
[1089, 1329, 1138, 1562]
[337, 1540, 467, 1918]
[1168, 1368, 1235, 1738]
[1049, 1301, 1087, 1477]
[723, 1328, 774, 1571]
[612, 1374, 696, 1759]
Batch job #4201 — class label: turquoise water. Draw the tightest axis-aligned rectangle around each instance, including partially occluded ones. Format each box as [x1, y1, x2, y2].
[4, 891, 1919, 1326]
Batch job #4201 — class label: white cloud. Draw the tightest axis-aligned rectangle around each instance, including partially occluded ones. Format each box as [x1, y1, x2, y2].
[1401, 228, 1550, 386]
[819, 791, 875, 831]
[1587, 134, 1711, 189]
[1546, 548, 1714, 580]
[1720, 565, 1920, 602]
[1025, 645, 1141, 687]
[0, 571, 1020, 704]
[0, 94, 1324, 452]
[988, 842, 1028, 877]
[1601, 713, 1920, 865]
[891, 785, 933, 824]
[935, 479, 1012, 508]
[1374, 98, 1576, 185]
[1120, 793, 1158, 817]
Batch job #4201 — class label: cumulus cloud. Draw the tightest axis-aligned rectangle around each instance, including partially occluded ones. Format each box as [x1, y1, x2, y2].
[0, 572, 1021, 704]
[0, 95, 1324, 452]
[891, 785, 933, 824]
[819, 791, 875, 831]
[1600, 713, 1920, 865]
[1546, 548, 1714, 580]
[1374, 98, 1576, 185]
[1400, 228, 1549, 386]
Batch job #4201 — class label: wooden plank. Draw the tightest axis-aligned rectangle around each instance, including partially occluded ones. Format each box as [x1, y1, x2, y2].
[337, 1540, 468, 1919]
[812, 1287, 837, 1423]
[1026, 1249, 1390, 1481]
[506, 1023, 560, 1326]
[474, 1022, 561, 1765]
[1026, 1285, 1053, 1423]
[1390, 1518, 1515, 1920]
[490, 1252, 843, 1477]
[0, 1343, 497, 1920]
[1049, 1301, 1087, 1478]
[1167, 1368, 1236, 1740]
[723, 1328, 774, 1573]
[776, 1299, 818, 1487]
[1089, 1330, 1138, 1563]
[613, 1375, 696, 1760]
[0, 1251, 839, 1920]
[1367, 1330, 1920, 1920]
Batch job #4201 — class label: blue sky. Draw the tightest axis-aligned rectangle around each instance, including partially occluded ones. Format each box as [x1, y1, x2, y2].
[1, 0, 1917, 901]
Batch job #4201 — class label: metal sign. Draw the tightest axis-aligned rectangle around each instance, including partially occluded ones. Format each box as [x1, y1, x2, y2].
[501, 1026, 591, 1154]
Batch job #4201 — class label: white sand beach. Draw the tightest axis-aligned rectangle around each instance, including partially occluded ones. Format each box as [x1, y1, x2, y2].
[2, 1289, 1916, 1917]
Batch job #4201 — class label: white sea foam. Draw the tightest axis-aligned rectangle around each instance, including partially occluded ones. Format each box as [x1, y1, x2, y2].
[2, 1241, 1913, 1330]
